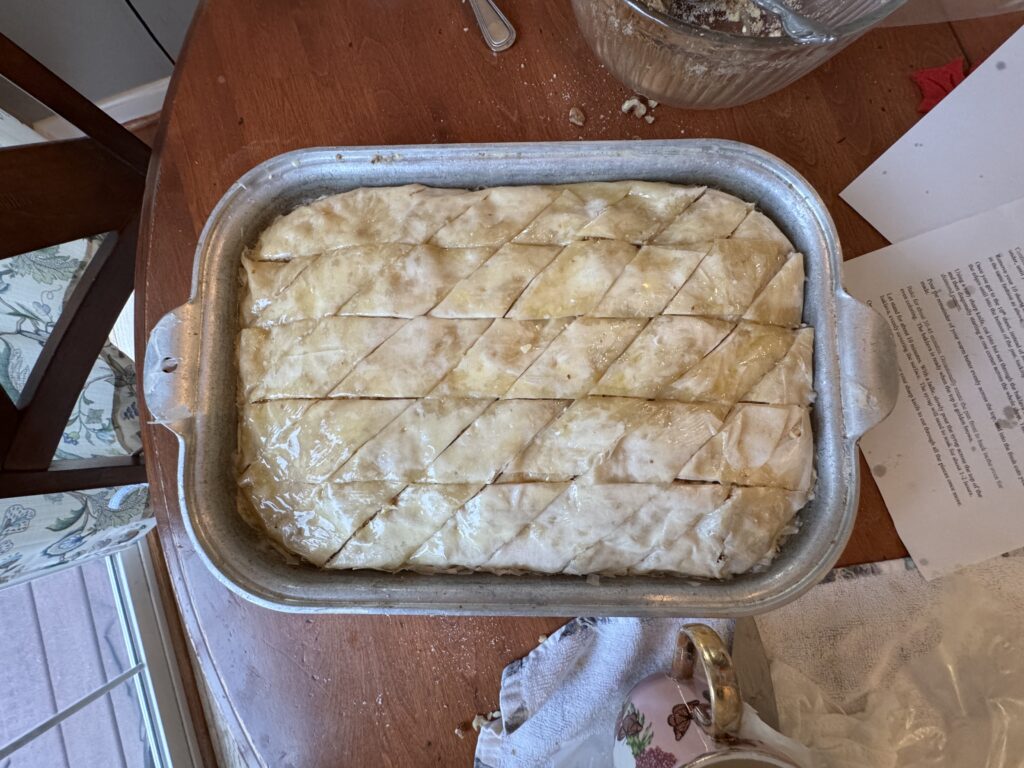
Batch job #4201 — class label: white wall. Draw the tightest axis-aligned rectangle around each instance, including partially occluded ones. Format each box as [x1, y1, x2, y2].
[0, 0, 199, 122]
[126, 0, 198, 61]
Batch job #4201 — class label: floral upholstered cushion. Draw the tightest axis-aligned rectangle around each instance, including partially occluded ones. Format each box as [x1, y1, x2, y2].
[0, 488, 152, 584]
[1, 241, 142, 457]
[0, 239, 153, 588]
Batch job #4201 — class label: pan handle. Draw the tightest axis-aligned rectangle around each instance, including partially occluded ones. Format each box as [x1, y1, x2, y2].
[143, 301, 198, 436]
[836, 291, 899, 440]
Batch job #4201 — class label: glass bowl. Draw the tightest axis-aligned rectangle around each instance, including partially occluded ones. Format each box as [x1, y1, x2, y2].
[572, 0, 908, 109]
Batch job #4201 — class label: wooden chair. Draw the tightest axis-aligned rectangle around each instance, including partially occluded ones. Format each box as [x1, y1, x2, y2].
[0, 33, 150, 497]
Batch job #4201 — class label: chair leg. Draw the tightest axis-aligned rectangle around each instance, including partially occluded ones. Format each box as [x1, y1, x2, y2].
[3, 220, 138, 471]
[0, 456, 147, 499]
[0, 389, 16, 457]
[0, 32, 150, 174]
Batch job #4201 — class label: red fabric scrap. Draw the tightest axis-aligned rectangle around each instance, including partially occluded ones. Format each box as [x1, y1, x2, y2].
[911, 58, 967, 114]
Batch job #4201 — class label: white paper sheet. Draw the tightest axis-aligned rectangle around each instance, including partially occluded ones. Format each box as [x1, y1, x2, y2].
[844, 197, 1024, 580]
[885, 0, 1024, 25]
[841, 27, 1024, 243]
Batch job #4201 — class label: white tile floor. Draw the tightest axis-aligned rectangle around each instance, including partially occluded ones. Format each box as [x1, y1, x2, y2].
[0, 544, 204, 767]
[0, 559, 156, 766]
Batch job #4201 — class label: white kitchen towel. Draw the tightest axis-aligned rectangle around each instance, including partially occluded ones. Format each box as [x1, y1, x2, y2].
[474, 617, 732, 768]
[475, 554, 1024, 768]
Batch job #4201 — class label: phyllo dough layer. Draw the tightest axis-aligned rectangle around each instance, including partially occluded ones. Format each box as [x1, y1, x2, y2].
[238, 182, 815, 578]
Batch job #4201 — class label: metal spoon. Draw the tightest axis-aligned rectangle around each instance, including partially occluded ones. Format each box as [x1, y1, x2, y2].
[467, 0, 517, 52]
[749, 0, 837, 44]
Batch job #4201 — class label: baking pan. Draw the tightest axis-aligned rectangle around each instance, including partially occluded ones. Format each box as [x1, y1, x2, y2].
[143, 140, 898, 616]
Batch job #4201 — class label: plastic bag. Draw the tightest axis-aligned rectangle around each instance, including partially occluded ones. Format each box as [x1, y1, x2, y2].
[772, 570, 1024, 768]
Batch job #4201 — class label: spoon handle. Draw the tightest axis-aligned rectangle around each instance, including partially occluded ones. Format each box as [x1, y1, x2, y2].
[750, 0, 836, 44]
[468, 0, 517, 52]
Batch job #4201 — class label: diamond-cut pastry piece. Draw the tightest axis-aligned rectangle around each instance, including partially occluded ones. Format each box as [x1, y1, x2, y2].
[679, 404, 813, 492]
[638, 486, 806, 577]
[401, 186, 490, 242]
[409, 483, 570, 569]
[505, 318, 646, 399]
[485, 483, 659, 573]
[241, 465, 401, 566]
[424, 400, 569, 483]
[733, 210, 794, 251]
[512, 182, 641, 244]
[664, 238, 790, 321]
[332, 317, 490, 397]
[256, 185, 423, 258]
[592, 244, 710, 317]
[661, 322, 796, 404]
[565, 181, 637, 206]
[240, 254, 312, 325]
[744, 327, 814, 405]
[239, 317, 406, 401]
[653, 189, 752, 245]
[565, 483, 730, 575]
[630, 181, 707, 216]
[593, 316, 733, 398]
[502, 396, 641, 482]
[237, 399, 308, 471]
[339, 245, 492, 317]
[697, 486, 807, 576]
[577, 183, 705, 243]
[256, 244, 411, 327]
[328, 484, 482, 570]
[242, 398, 413, 483]
[508, 240, 637, 319]
[235, 476, 339, 567]
[256, 185, 484, 258]
[742, 252, 805, 327]
[335, 398, 492, 482]
[432, 186, 557, 248]
[590, 402, 729, 483]
[431, 244, 562, 318]
[512, 189, 603, 245]
[432, 319, 570, 397]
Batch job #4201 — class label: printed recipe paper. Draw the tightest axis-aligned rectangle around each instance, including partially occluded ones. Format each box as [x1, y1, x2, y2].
[844, 197, 1024, 579]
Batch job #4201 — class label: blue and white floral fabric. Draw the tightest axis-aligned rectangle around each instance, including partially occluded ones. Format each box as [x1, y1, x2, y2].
[0, 238, 153, 588]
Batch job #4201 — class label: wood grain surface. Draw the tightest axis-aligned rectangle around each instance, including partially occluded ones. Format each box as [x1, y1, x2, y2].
[136, 4, 1023, 765]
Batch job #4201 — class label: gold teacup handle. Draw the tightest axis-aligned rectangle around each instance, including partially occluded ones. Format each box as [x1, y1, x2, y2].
[671, 623, 743, 739]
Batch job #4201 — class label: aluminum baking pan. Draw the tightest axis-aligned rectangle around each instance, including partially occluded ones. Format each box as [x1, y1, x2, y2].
[143, 140, 898, 616]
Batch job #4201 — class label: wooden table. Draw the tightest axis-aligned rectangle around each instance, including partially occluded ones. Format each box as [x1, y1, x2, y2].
[136, 3, 1022, 764]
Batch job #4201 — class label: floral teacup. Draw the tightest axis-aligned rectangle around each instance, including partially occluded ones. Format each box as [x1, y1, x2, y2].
[613, 624, 799, 768]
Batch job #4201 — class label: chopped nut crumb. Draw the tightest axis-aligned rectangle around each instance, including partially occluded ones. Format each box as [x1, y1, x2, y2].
[471, 711, 501, 732]
[568, 106, 586, 127]
[621, 97, 647, 118]
[647, 99, 659, 108]
[644, 114, 655, 124]
[538, 633, 549, 643]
